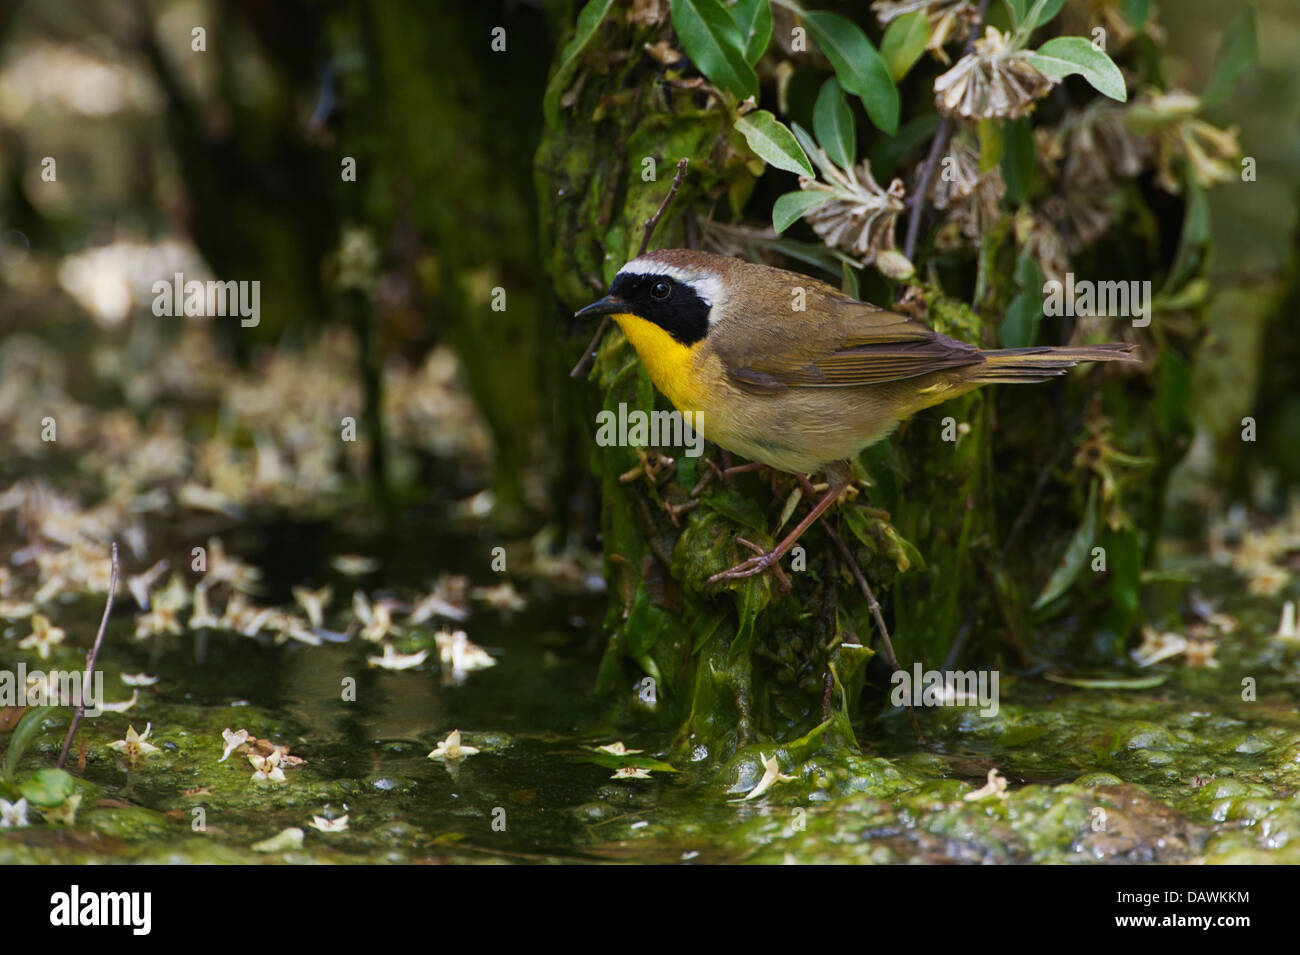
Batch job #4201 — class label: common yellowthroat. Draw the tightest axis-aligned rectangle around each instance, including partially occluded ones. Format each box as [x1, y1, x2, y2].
[577, 249, 1137, 585]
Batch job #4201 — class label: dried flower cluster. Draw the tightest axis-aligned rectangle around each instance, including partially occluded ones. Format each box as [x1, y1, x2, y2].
[799, 157, 908, 266]
[934, 28, 1056, 121]
[928, 136, 1006, 245]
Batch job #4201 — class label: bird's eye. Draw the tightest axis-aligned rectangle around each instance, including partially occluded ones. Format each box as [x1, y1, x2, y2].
[650, 280, 671, 301]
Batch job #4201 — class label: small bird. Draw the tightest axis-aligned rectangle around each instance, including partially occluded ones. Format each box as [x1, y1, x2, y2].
[576, 249, 1137, 586]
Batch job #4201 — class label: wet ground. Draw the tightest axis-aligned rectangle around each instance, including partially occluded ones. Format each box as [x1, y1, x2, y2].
[3, 501, 1297, 864]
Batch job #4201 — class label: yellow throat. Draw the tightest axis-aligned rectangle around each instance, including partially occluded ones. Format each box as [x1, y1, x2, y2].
[612, 313, 705, 413]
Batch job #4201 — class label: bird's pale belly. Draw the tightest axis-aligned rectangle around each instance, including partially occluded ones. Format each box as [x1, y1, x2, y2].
[691, 359, 921, 475]
[702, 391, 900, 473]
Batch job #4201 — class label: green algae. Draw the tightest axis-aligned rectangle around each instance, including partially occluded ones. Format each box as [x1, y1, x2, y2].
[3, 520, 1297, 864]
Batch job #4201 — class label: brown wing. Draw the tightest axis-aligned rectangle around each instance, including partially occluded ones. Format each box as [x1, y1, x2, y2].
[715, 279, 983, 393]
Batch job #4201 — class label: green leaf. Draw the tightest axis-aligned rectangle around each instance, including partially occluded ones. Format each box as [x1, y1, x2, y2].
[1030, 0, 1066, 28]
[730, 0, 773, 66]
[1000, 117, 1036, 204]
[543, 0, 617, 126]
[1033, 481, 1099, 611]
[1028, 37, 1128, 102]
[773, 190, 834, 232]
[582, 751, 679, 773]
[1014, 251, 1043, 289]
[635, 652, 663, 689]
[1000, 254, 1043, 347]
[840, 505, 874, 550]
[20, 768, 75, 808]
[1003, 0, 1066, 30]
[977, 118, 1004, 173]
[1153, 349, 1191, 440]
[880, 10, 930, 82]
[813, 78, 856, 170]
[1099, 527, 1142, 649]
[1044, 673, 1166, 690]
[703, 488, 770, 533]
[1161, 171, 1209, 294]
[791, 122, 838, 179]
[841, 259, 860, 299]
[623, 584, 670, 657]
[730, 576, 767, 657]
[999, 291, 1038, 348]
[671, 0, 759, 99]
[803, 10, 899, 135]
[735, 110, 815, 177]
[1119, 0, 1149, 29]
[1006, 0, 1066, 31]
[1202, 6, 1257, 108]
[2, 706, 63, 783]
[690, 610, 729, 656]
[594, 637, 627, 694]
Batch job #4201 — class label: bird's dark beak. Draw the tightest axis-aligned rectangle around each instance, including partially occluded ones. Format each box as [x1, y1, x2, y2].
[574, 295, 627, 320]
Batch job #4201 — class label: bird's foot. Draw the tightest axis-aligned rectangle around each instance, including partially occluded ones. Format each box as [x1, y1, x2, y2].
[690, 459, 764, 497]
[706, 538, 792, 593]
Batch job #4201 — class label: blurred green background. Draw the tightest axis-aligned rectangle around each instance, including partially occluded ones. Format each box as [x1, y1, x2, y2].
[1, 0, 1296, 529]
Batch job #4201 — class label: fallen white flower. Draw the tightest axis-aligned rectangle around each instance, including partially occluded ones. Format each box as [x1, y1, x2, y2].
[427, 729, 480, 761]
[742, 754, 794, 801]
[0, 797, 29, 828]
[309, 814, 349, 832]
[366, 644, 429, 671]
[219, 727, 249, 762]
[963, 768, 1009, 802]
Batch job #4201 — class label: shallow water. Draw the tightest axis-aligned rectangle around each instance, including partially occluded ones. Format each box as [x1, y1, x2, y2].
[3, 505, 1296, 865]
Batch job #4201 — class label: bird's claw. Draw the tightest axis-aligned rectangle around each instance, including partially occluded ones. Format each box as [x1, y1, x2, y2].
[706, 538, 791, 593]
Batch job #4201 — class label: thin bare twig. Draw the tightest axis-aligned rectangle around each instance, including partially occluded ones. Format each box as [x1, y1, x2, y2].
[900, 0, 991, 265]
[570, 158, 690, 379]
[819, 514, 925, 744]
[903, 115, 954, 263]
[790, 475, 923, 743]
[570, 316, 613, 380]
[638, 157, 690, 258]
[57, 542, 117, 770]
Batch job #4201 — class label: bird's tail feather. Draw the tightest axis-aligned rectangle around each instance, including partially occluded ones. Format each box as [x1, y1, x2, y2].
[973, 342, 1137, 383]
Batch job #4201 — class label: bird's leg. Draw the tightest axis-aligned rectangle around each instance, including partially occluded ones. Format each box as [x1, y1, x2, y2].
[690, 459, 763, 497]
[706, 475, 846, 587]
[720, 460, 763, 483]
